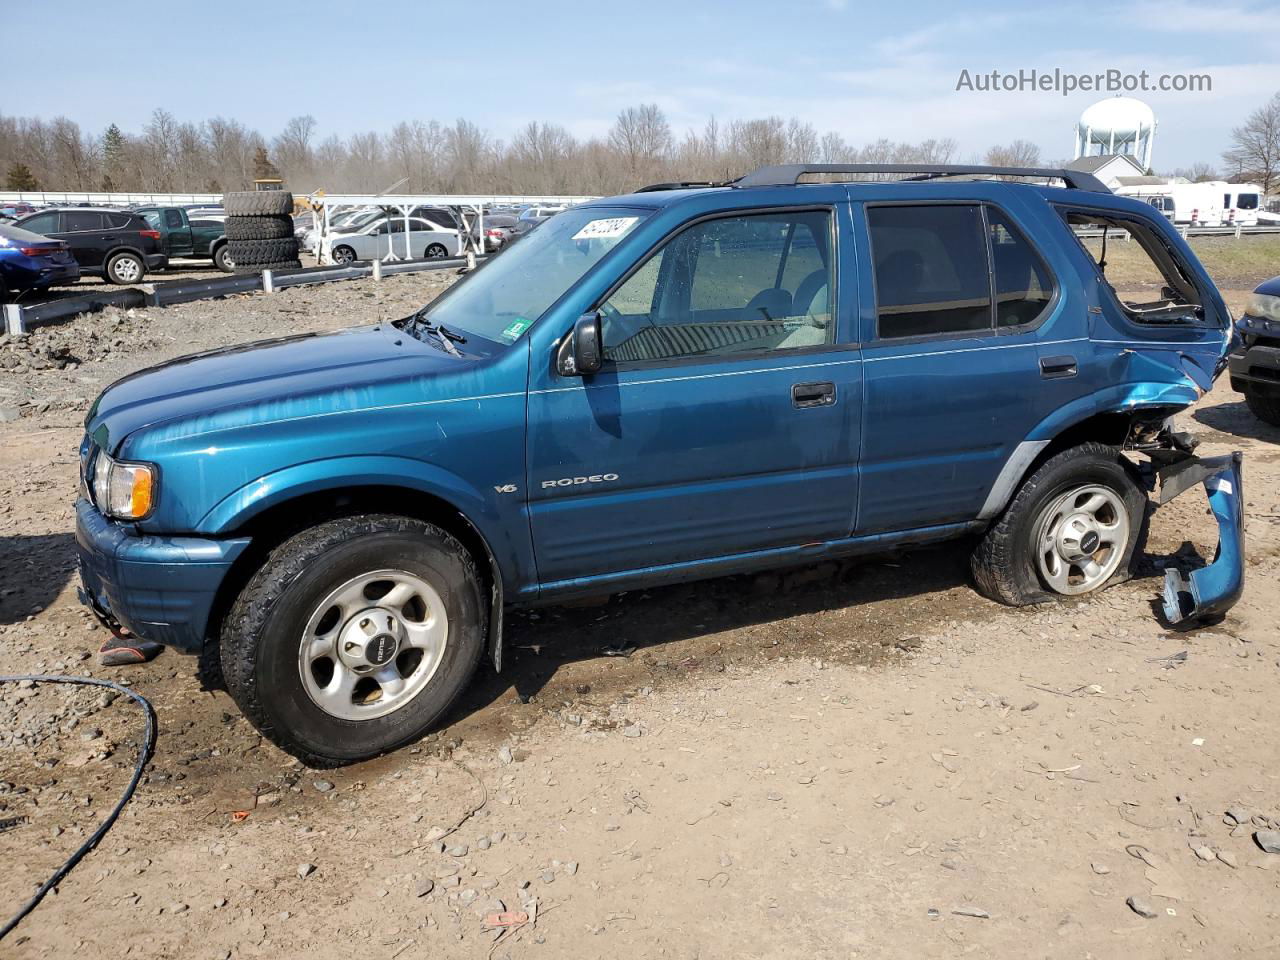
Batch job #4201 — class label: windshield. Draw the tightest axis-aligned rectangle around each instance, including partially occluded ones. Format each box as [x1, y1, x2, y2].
[422, 206, 648, 344]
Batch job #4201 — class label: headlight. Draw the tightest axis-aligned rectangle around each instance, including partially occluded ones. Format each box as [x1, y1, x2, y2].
[1242, 292, 1280, 328]
[92, 452, 156, 520]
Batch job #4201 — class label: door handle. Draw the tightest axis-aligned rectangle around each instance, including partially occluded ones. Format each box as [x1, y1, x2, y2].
[792, 381, 836, 408]
[1039, 355, 1077, 379]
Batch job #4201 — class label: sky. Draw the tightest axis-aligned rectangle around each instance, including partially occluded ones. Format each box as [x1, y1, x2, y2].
[9, 0, 1280, 171]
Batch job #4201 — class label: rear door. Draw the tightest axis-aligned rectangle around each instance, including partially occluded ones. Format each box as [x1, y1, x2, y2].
[854, 197, 1061, 533]
[163, 208, 193, 256]
[526, 201, 862, 586]
[61, 211, 109, 268]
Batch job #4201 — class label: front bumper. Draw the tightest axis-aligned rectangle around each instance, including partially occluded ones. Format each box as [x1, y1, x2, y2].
[1228, 343, 1280, 397]
[1157, 453, 1245, 627]
[75, 499, 251, 653]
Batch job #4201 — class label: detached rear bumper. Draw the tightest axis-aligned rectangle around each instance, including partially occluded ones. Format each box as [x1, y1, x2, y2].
[1157, 452, 1245, 627]
[75, 499, 250, 653]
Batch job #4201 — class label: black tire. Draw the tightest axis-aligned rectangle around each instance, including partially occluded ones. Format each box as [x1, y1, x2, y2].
[213, 242, 234, 273]
[225, 215, 294, 241]
[232, 259, 303, 275]
[424, 243, 449, 259]
[1244, 388, 1280, 427]
[220, 515, 487, 767]
[223, 191, 294, 217]
[970, 442, 1145, 606]
[331, 244, 358, 264]
[227, 238, 299, 265]
[104, 250, 145, 285]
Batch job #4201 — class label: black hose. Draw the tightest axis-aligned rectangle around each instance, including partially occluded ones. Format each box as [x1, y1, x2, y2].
[0, 675, 155, 941]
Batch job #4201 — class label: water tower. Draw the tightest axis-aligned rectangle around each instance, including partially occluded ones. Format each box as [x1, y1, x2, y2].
[1073, 96, 1156, 170]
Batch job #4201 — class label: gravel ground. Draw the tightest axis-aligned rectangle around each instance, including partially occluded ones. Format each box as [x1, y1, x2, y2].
[0, 278, 1278, 958]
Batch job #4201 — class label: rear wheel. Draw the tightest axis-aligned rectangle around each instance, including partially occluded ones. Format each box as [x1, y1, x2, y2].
[1244, 388, 1280, 427]
[105, 251, 144, 285]
[971, 442, 1145, 606]
[332, 244, 357, 264]
[220, 515, 486, 767]
[213, 243, 234, 272]
[424, 243, 448, 259]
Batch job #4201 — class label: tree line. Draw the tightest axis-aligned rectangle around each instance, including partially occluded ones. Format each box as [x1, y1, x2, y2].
[2, 94, 1276, 197]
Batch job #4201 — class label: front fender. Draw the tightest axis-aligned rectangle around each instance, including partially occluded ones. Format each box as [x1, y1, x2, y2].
[196, 454, 533, 594]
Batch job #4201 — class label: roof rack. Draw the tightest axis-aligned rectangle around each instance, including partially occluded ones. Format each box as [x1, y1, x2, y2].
[635, 180, 725, 193]
[732, 164, 1111, 194]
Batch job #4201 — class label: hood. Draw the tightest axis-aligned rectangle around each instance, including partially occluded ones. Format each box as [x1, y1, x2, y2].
[86, 324, 471, 454]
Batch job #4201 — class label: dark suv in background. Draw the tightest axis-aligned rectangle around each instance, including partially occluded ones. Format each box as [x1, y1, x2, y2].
[13, 207, 166, 284]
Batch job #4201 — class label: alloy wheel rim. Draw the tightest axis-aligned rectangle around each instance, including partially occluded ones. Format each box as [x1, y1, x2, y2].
[298, 569, 448, 721]
[115, 258, 140, 282]
[1033, 484, 1128, 595]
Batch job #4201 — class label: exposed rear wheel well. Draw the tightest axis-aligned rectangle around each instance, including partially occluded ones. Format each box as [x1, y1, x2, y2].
[204, 486, 498, 657]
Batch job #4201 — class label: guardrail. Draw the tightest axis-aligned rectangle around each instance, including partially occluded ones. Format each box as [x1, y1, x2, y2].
[1, 256, 476, 336]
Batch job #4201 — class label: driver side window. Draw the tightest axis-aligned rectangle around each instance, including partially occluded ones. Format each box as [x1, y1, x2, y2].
[601, 210, 835, 364]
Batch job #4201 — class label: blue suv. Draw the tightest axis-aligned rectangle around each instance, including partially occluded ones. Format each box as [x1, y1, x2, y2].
[76, 164, 1244, 766]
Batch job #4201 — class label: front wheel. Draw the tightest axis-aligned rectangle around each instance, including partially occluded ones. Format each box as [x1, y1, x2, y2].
[1244, 388, 1280, 427]
[105, 251, 144, 285]
[971, 442, 1145, 606]
[220, 515, 486, 767]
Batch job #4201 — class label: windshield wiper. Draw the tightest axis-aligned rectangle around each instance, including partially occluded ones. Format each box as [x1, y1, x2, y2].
[401, 310, 467, 357]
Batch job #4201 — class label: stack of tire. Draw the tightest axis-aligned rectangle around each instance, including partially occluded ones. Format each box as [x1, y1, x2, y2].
[222, 191, 301, 274]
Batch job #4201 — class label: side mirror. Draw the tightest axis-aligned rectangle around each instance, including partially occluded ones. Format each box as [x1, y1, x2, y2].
[556, 312, 603, 377]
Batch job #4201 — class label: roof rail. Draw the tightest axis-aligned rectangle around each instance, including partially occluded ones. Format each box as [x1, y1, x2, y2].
[635, 180, 725, 193]
[733, 164, 1111, 194]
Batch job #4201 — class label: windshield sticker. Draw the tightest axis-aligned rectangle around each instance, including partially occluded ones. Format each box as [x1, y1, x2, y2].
[501, 317, 533, 341]
[571, 217, 639, 241]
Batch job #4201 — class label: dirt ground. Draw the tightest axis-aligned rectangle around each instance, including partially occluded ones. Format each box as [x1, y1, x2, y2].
[1, 273, 1279, 960]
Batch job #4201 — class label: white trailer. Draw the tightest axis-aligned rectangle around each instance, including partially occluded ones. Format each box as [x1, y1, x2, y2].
[1115, 181, 1224, 226]
[1221, 183, 1262, 226]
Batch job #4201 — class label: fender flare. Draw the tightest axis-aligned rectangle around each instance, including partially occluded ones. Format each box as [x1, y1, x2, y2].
[977, 381, 1200, 521]
[198, 455, 520, 669]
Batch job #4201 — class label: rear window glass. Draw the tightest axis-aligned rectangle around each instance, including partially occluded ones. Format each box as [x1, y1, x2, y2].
[869, 204, 991, 338]
[165, 209, 184, 228]
[107, 212, 133, 228]
[64, 212, 105, 231]
[987, 209, 1054, 327]
[1236, 193, 1259, 210]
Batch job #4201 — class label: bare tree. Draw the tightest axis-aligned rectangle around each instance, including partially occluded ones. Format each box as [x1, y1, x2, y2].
[609, 104, 672, 182]
[984, 139, 1041, 167]
[1223, 92, 1280, 191]
[1170, 162, 1218, 182]
[274, 115, 317, 188]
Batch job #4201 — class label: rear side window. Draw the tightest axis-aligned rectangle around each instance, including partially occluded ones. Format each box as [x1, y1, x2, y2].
[64, 212, 105, 231]
[987, 209, 1053, 327]
[1236, 193, 1259, 210]
[1060, 209, 1202, 323]
[868, 205, 991, 338]
[107, 212, 133, 228]
[164, 209, 184, 228]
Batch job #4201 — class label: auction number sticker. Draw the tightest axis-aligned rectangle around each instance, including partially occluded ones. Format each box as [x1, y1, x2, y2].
[501, 317, 533, 341]
[572, 217, 639, 240]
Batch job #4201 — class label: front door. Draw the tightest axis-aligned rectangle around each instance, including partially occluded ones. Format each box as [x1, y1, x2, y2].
[854, 199, 1060, 533]
[526, 204, 862, 588]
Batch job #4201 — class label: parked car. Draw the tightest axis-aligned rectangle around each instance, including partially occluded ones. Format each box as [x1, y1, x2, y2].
[0, 202, 37, 221]
[324, 216, 461, 263]
[75, 163, 1243, 766]
[14, 207, 165, 284]
[1228, 275, 1280, 425]
[134, 205, 231, 272]
[0, 222, 80, 298]
[474, 213, 518, 251]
